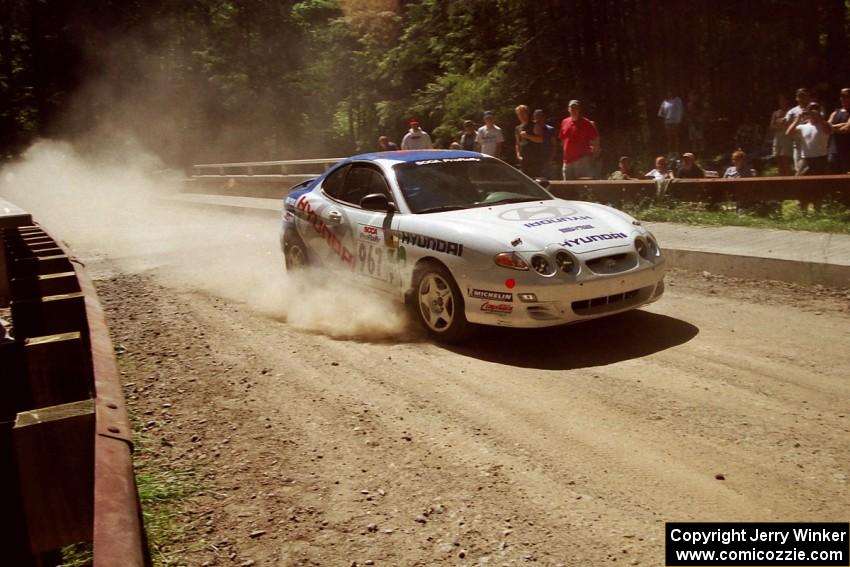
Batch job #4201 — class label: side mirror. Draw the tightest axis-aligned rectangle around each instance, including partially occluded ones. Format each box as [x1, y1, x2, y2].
[360, 193, 395, 212]
[535, 178, 551, 188]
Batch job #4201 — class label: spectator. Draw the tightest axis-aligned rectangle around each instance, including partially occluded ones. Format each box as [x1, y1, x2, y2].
[786, 102, 832, 176]
[784, 88, 813, 173]
[514, 104, 530, 169]
[658, 91, 683, 153]
[785, 103, 831, 218]
[608, 156, 638, 180]
[769, 94, 794, 176]
[589, 119, 603, 179]
[401, 118, 432, 150]
[559, 99, 600, 179]
[475, 111, 505, 157]
[460, 120, 477, 152]
[686, 90, 705, 153]
[535, 109, 558, 178]
[519, 108, 557, 178]
[734, 113, 764, 174]
[377, 135, 398, 151]
[644, 155, 674, 180]
[723, 150, 754, 178]
[827, 87, 850, 174]
[724, 150, 778, 215]
[675, 152, 705, 178]
[449, 141, 462, 150]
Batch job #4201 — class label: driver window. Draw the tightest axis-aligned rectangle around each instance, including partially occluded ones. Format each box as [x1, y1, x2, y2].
[321, 164, 350, 199]
[338, 165, 390, 207]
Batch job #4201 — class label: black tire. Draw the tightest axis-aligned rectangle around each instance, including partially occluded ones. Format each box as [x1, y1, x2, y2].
[410, 261, 474, 343]
[283, 229, 309, 271]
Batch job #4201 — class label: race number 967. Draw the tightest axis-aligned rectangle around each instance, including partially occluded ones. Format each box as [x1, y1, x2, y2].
[358, 243, 383, 279]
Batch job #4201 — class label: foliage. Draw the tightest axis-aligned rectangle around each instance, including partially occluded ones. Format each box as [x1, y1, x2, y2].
[1, 0, 849, 166]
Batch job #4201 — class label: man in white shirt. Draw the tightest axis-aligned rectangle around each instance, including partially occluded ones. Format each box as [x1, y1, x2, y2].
[786, 102, 832, 174]
[783, 88, 813, 173]
[658, 91, 683, 153]
[401, 119, 432, 150]
[786, 101, 832, 211]
[474, 111, 504, 157]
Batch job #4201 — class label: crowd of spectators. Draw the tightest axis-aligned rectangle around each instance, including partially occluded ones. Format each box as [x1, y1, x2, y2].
[376, 86, 850, 186]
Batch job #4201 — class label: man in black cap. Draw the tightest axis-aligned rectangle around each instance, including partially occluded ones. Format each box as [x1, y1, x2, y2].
[827, 88, 850, 174]
[784, 88, 813, 173]
[675, 152, 706, 178]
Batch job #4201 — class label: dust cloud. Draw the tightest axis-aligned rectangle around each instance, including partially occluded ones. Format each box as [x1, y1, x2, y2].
[0, 140, 410, 341]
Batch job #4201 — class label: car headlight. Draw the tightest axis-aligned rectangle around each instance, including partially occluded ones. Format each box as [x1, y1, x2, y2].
[555, 250, 576, 273]
[531, 254, 555, 275]
[635, 237, 649, 259]
[494, 252, 529, 271]
[647, 234, 660, 256]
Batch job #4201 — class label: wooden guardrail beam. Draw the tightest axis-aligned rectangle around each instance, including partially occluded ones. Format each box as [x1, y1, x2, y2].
[14, 399, 96, 553]
[24, 332, 92, 408]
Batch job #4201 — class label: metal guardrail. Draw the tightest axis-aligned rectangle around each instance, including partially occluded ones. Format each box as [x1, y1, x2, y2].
[187, 158, 342, 199]
[0, 198, 148, 566]
[186, 156, 850, 204]
[192, 157, 343, 176]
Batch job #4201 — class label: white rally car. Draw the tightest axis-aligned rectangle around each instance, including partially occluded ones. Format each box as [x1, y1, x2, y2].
[281, 150, 665, 342]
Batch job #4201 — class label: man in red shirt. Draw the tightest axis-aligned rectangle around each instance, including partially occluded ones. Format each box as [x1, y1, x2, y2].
[559, 99, 600, 179]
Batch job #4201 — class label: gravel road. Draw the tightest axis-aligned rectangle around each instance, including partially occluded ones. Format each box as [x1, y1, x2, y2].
[81, 210, 850, 567]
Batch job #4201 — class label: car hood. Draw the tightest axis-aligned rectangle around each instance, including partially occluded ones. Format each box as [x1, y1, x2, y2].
[399, 200, 641, 254]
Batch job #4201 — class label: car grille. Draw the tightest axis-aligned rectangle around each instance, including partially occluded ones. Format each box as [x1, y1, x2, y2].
[585, 252, 637, 275]
[525, 305, 561, 320]
[571, 285, 654, 316]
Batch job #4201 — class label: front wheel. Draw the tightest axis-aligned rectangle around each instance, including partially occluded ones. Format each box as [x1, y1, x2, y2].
[411, 262, 473, 343]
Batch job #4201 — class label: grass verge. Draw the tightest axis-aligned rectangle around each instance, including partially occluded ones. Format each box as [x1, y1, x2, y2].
[59, 428, 197, 567]
[136, 460, 196, 566]
[623, 200, 850, 234]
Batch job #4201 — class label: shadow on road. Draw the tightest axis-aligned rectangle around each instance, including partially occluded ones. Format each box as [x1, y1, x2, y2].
[445, 310, 699, 370]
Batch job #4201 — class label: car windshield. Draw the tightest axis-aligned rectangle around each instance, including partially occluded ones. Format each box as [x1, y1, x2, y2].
[393, 157, 553, 214]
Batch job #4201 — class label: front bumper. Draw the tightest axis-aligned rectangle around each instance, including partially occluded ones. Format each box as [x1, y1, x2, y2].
[461, 253, 666, 328]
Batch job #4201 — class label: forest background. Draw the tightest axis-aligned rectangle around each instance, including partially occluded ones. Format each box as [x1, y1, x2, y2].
[1, 0, 848, 171]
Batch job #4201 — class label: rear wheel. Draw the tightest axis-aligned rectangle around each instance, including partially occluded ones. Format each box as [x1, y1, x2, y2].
[283, 229, 309, 271]
[411, 262, 473, 343]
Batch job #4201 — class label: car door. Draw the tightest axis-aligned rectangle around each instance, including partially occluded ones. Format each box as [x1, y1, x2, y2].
[334, 163, 403, 292]
[294, 164, 359, 271]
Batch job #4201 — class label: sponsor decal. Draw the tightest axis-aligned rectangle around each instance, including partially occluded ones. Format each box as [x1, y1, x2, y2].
[470, 289, 513, 302]
[481, 301, 513, 314]
[498, 205, 577, 221]
[295, 196, 356, 269]
[399, 232, 463, 257]
[414, 157, 481, 165]
[524, 215, 593, 228]
[561, 232, 628, 247]
[558, 223, 594, 233]
[359, 224, 381, 242]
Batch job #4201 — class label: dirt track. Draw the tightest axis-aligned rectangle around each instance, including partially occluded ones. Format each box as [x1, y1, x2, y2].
[89, 213, 849, 567]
